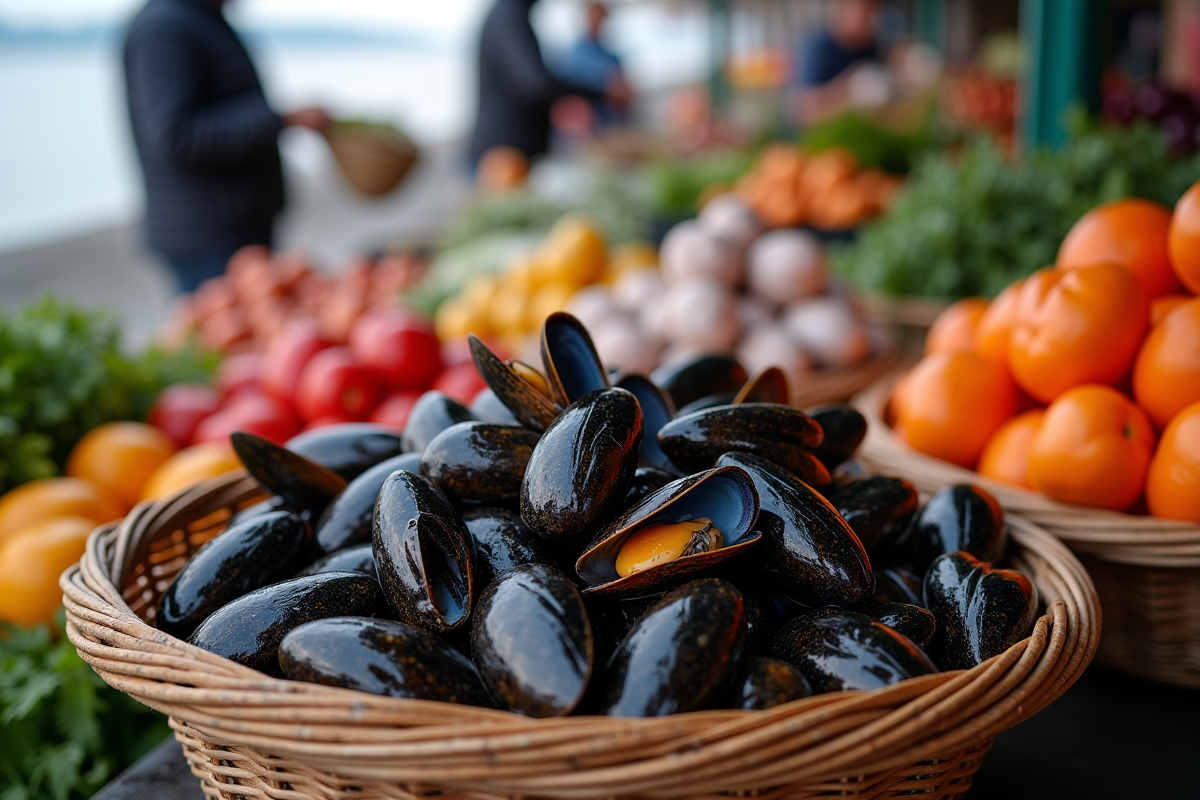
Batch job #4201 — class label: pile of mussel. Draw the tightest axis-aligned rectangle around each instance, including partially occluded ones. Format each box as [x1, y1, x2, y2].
[160, 312, 1039, 718]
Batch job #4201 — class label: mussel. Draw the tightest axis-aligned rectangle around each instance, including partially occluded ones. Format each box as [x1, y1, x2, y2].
[286, 424, 403, 480]
[727, 656, 812, 710]
[298, 543, 377, 580]
[807, 405, 867, 471]
[231, 432, 347, 516]
[910, 485, 1007, 570]
[576, 466, 760, 598]
[470, 564, 592, 717]
[420, 422, 540, 506]
[279, 617, 493, 706]
[541, 312, 610, 407]
[650, 355, 748, 410]
[773, 608, 937, 694]
[826, 477, 919, 553]
[595, 578, 746, 717]
[520, 388, 642, 541]
[621, 466, 674, 509]
[733, 367, 789, 405]
[717, 452, 873, 608]
[313, 452, 422, 554]
[400, 391, 475, 454]
[871, 565, 925, 608]
[872, 603, 936, 650]
[372, 470, 474, 634]
[462, 508, 551, 590]
[615, 374, 677, 472]
[469, 335, 560, 432]
[470, 388, 520, 426]
[159, 510, 308, 640]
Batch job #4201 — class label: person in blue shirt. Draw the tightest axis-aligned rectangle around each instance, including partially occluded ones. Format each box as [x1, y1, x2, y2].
[793, 0, 883, 126]
[556, 2, 628, 128]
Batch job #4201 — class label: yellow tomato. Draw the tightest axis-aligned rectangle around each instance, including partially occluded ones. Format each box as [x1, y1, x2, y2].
[490, 282, 533, 334]
[0, 516, 96, 626]
[66, 422, 178, 510]
[525, 281, 576, 330]
[536, 216, 607, 287]
[140, 443, 242, 502]
[608, 241, 659, 277]
[435, 298, 476, 341]
[0, 477, 124, 545]
[461, 275, 499, 318]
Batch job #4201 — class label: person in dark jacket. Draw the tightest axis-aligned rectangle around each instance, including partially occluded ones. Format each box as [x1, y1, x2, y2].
[468, 0, 624, 166]
[123, 0, 329, 292]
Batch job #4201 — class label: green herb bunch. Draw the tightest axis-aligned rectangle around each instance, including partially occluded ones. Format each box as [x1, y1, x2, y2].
[0, 618, 169, 800]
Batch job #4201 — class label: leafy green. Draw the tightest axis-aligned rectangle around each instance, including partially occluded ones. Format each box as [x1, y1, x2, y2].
[831, 117, 1200, 299]
[1, 616, 170, 800]
[0, 298, 217, 494]
[800, 110, 943, 175]
[650, 150, 753, 217]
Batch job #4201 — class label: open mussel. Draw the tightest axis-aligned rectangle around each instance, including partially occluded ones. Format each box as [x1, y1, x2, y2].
[910, 485, 1007, 571]
[400, 391, 474, 454]
[280, 617, 493, 706]
[314, 452, 422, 554]
[651, 355, 748, 410]
[520, 388, 642, 541]
[807, 405, 867, 471]
[826, 477, 919, 554]
[372, 470, 474, 634]
[615, 374, 676, 472]
[540, 312, 610, 407]
[727, 656, 812, 710]
[471, 564, 592, 717]
[576, 466, 760, 599]
[231, 432, 348, 516]
[469, 335, 560, 431]
[286, 424, 403, 480]
[595, 578, 746, 717]
[658, 404, 830, 487]
[420, 422, 540, 507]
[462, 508, 551, 589]
[717, 452, 873, 608]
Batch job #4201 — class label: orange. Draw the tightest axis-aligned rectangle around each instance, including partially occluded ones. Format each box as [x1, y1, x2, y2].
[66, 422, 178, 510]
[1168, 177, 1200, 293]
[1150, 294, 1191, 326]
[476, 146, 529, 193]
[1145, 400, 1200, 521]
[1027, 385, 1155, 510]
[894, 351, 1019, 468]
[0, 516, 96, 626]
[925, 297, 988, 356]
[0, 477, 123, 545]
[1008, 264, 1149, 403]
[1132, 296, 1200, 430]
[975, 279, 1024, 363]
[977, 409, 1045, 489]
[140, 443, 242, 502]
[1057, 198, 1180, 298]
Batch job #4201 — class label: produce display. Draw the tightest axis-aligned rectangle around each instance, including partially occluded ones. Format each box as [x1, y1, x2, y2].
[943, 70, 1016, 137]
[153, 311, 1037, 720]
[893, 181, 1200, 521]
[833, 118, 1200, 298]
[1104, 80, 1200, 155]
[565, 194, 880, 383]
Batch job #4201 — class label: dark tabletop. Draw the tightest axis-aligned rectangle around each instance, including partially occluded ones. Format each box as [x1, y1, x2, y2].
[94, 665, 1198, 800]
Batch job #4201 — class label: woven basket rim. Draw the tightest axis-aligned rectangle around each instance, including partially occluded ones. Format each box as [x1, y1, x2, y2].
[62, 469, 1100, 797]
[852, 371, 1200, 568]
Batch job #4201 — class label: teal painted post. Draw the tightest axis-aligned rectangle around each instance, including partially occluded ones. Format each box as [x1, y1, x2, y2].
[708, 0, 729, 113]
[1020, 0, 1103, 149]
[914, 0, 944, 50]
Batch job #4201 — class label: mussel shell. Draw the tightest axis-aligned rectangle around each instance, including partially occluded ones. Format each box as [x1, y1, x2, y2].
[871, 565, 925, 608]
[772, 608, 937, 694]
[400, 391, 475, 454]
[227, 495, 293, 528]
[286, 424, 403, 480]
[576, 466, 761, 599]
[910, 485, 1007, 571]
[596, 578, 746, 717]
[420, 422, 540, 507]
[622, 466, 674, 509]
[372, 470, 474, 634]
[675, 392, 739, 417]
[314, 453, 422, 554]
[231, 432, 348, 516]
[727, 656, 812, 710]
[651, 355, 748, 410]
[279, 616, 492, 706]
[717, 452, 873, 608]
[615, 374, 677, 472]
[826, 477, 919, 554]
[520, 388, 642, 541]
[541, 312, 611, 407]
[469, 335, 560, 431]
[806, 405, 867, 471]
[462, 508, 552, 590]
[657, 404, 826, 482]
[923, 552, 1038, 671]
[470, 388, 520, 426]
[584, 594, 657, 670]
[872, 603, 936, 650]
[188, 572, 385, 677]
[733, 367, 789, 405]
[159, 510, 308, 640]
[298, 544, 377, 580]
[470, 564, 592, 717]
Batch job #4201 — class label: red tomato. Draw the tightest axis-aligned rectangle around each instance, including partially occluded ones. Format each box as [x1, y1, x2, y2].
[296, 347, 381, 422]
[368, 390, 423, 432]
[215, 352, 264, 399]
[350, 311, 442, 390]
[261, 320, 332, 404]
[148, 383, 221, 447]
[431, 362, 488, 405]
[194, 394, 299, 445]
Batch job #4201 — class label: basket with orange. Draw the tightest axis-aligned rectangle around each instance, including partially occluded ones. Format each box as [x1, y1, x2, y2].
[854, 183, 1200, 686]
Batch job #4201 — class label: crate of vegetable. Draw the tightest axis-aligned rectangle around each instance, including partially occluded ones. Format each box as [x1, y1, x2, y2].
[64, 312, 1096, 799]
[853, 180, 1200, 687]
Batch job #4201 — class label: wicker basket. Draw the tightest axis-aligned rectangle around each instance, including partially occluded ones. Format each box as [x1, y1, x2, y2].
[62, 469, 1098, 800]
[325, 123, 419, 197]
[854, 372, 1200, 688]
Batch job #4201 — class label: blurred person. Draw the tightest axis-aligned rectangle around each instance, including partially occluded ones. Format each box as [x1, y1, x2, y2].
[555, 2, 629, 128]
[792, 0, 886, 126]
[123, 0, 330, 293]
[468, 0, 628, 166]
